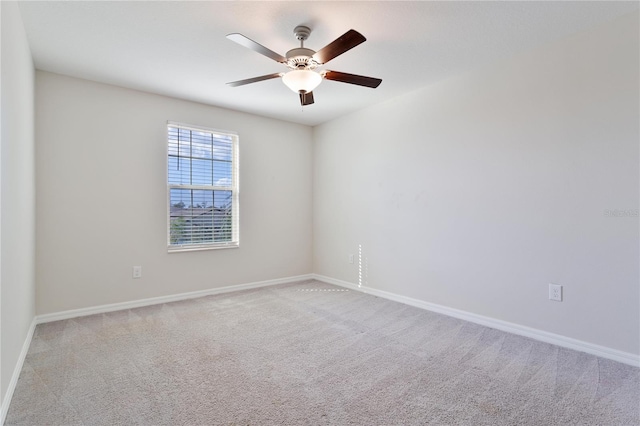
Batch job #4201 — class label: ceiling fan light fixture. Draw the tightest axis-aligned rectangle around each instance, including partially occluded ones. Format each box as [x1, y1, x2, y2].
[282, 70, 322, 94]
[226, 27, 381, 106]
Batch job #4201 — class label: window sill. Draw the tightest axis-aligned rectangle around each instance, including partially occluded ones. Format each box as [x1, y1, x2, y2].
[168, 243, 239, 253]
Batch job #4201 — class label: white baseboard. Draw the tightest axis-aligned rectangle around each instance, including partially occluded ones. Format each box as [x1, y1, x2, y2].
[312, 274, 640, 368]
[36, 274, 314, 324]
[1, 318, 37, 425]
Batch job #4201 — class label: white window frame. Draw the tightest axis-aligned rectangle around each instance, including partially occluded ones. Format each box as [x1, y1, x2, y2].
[166, 121, 239, 252]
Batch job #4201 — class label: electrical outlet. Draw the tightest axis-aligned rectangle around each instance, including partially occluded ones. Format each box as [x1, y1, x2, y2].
[133, 266, 142, 279]
[549, 284, 562, 302]
[348, 254, 354, 264]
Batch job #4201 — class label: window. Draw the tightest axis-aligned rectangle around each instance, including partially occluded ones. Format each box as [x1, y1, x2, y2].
[167, 122, 239, 251]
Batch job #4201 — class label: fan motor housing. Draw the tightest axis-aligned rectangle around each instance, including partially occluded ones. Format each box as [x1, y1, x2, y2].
[285, 47, 318, 70]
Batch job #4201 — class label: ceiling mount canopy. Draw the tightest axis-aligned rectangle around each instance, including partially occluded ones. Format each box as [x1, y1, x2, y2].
[226, 25, 382, 107]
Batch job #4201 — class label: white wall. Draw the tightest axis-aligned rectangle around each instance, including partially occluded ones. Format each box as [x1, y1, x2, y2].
[0, 1, 36, 403]
[313, 12, 639, 355]
[36, 72, 313, 314]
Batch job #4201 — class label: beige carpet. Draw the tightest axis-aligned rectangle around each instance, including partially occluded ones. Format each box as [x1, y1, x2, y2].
[5, 280, 639, 425]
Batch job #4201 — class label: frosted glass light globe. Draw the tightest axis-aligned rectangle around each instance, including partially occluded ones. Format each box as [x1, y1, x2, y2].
[282, 70, 322, 94]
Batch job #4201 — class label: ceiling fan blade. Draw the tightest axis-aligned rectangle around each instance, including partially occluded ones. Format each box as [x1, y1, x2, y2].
[312, 29, 366, 65]
[227, 73, 283, 87]
[323, 70, 382, 88]
[299, 91, 315, 106]
[226, 33, 287, 63]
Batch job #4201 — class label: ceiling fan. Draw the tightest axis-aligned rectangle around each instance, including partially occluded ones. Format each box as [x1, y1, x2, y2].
[226, 26, 382, 106]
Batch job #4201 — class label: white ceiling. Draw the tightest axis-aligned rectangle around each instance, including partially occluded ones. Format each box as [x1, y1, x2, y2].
[18, 1, 639, 126]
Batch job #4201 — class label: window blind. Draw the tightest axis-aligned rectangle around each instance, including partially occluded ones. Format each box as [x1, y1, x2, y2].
[167, 123, 239, 251]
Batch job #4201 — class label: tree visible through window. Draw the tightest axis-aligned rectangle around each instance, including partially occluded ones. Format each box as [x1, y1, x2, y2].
[167, 123, 238, 251]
